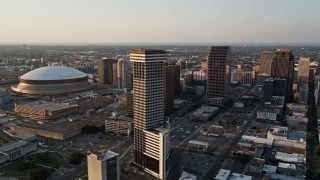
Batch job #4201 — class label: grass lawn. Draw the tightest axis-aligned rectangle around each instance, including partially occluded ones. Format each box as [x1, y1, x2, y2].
[43, 141, 56, 147]
[5, 153, 60, 175]
[33, 153, 60, 169]
[6, 162, 37, 174]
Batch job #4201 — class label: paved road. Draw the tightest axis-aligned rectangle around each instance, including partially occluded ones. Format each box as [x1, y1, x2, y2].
[200, 105, 258, 180]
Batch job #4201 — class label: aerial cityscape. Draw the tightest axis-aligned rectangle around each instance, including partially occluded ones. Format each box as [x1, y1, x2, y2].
[1, 1, 320, 180]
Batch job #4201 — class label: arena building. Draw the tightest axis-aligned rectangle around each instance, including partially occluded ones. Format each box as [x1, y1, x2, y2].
[11, 66, 93, 95]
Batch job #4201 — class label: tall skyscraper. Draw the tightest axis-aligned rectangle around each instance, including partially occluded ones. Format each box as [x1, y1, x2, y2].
[259, 51, 274, 74]
[172, 65, 181, 96]
[271, 48, 294, 102]
[117, 56, 133, 90]
[298, 84, 308, 105]
[87, 151, 120, 180]
[164, 65, 175, 115]
[263, 77, 287, 103]
[240, 70, 256, 87]
[130, 49, 170, 179]
[205, 46, 231, 106]
[98, 58, 118, 85]
[112, 63, 118, 87]
[297, 57, 310, 84]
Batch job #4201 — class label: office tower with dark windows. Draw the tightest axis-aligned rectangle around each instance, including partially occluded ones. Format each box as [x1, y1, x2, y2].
[87, 151, 120, 180]
[271, 48, 294, 103]
[164, 65, 178, 115]
[172, 65, 181, 96]
[98, 58, 118, 85]
[205, 46, 231, 106]
[130, 49, 170, 180]
[263, 77, 287, 103]
[259, 51, 274, 75]
[297, 57, 310, 84]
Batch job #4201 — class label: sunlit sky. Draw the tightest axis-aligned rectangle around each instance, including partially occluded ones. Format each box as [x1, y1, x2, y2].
[1, 0, 319, 44]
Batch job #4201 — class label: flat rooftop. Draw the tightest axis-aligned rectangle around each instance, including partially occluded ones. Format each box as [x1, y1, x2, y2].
[13, 115, 106, 134]
[188, 140, 208, 146]
[174, 99, 187, 104]
[89, 151, 119, 161]
[130, 48, 167, 55]
[0, 140, 29, 152]
[215, 169, 231, 180]
[278, 162, 296, 170]
[17, 101, 78, 112]
[4, 129, 37, 140]
[192, 106, 219, 116]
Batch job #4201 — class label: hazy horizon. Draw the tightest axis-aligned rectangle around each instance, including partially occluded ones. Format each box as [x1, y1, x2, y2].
[1, 0, 320, 44]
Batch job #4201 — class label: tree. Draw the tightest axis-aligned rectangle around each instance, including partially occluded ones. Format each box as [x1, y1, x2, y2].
[68, 152, 85, 165]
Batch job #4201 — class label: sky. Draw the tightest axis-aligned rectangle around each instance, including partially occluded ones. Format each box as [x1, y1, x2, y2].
[0, 0, 320, 44]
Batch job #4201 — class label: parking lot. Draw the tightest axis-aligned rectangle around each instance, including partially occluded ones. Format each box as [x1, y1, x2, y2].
[181, 151, 216, 178]
[52, 132, 129, 156]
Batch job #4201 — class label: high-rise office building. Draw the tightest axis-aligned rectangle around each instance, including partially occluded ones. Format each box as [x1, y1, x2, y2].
[112, 63, 118, 87]
[271, 48, 294, 102]
[87, 151, 120, 180]
[164, 65, 175, 115]
[297, 57, 310, 84]
[298, 84, 308, 105]
[117, 56, 133, 90]
[263, 77, 287, 103]
[130, 49, 170, 180]
[240, 70, 255, 87]
[259, 51, 274, 75]
[172, 65, 181, 95]
[256, 74, 271, 86]
[205, 46, 231, 106]
[98, 58, 118, 85]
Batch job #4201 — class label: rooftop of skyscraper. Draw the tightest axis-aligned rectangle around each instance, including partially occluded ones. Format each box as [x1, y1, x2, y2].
[276, 48, 292, 52]
[130, 48, 167, 54]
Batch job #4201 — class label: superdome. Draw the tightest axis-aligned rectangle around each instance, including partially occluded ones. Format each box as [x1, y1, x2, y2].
[12, 66, 93, 95]
[20, 66, 87, 81]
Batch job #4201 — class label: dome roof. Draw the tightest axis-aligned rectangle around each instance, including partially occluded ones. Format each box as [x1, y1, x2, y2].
[20, 66, 87, 81]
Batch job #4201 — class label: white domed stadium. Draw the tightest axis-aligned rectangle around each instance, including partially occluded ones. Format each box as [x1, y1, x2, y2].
[12, 66, 93, 95]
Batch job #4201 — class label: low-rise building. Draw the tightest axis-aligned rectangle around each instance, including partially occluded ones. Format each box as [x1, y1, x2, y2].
[3, 129, 37, 142]
[286, 103, 307, 116]
[262, 164, 277, 174]
[0, 140, 37, 163]
[105, 112, 132, 136]
[275, 152, 305, 163]
[179, 171, 197, 180]
[256, 109, 279, 121]
[287, 115, 307, 131]
[267, 126, 306, 149]
[215, 169, 252, 180]
[189, 106, 218, 121]
[277, 162, 305, 176]
[244, 158, 265, 177]
[187, 140, 208, 152]
[174, 99, 187, 109]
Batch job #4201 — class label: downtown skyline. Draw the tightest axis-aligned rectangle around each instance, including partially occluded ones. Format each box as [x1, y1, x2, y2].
[1, 0, 320, 45]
